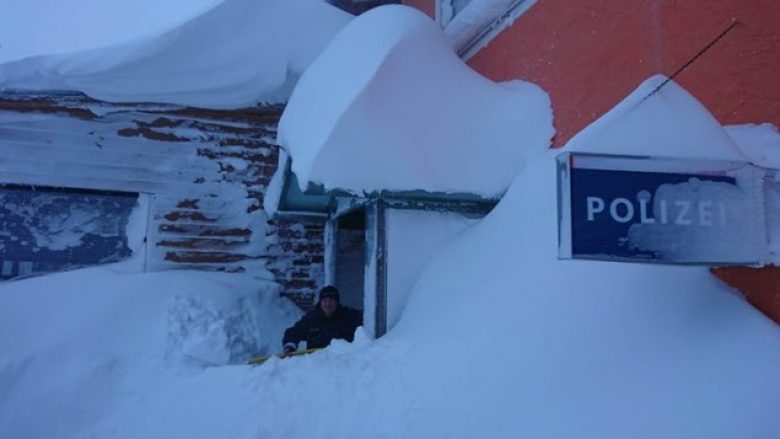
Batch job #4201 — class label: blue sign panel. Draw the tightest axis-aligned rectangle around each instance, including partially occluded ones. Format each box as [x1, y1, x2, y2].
[557, 153, 766, 265]
[0, 185, 138, 280]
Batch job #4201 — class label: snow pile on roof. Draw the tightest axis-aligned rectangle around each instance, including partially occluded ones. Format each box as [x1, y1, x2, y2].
[390, 76, 780, 436]
[0, 262, 301, 439]
[0, 0, 223, 64]
[279, 5, 554, 198]
[0, 0, 351, 108]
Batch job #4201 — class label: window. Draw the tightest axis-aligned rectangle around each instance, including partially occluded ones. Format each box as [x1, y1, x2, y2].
[438, 0, 539, 59]
[438, 0, 474, 26]
[0, 185, 140, 280]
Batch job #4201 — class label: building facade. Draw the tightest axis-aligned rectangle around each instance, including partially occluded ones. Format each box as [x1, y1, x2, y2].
[0, 92, 324, 307]
[403, 0, 780, 322]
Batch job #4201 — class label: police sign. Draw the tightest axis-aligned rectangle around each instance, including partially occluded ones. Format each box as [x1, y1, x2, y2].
[556, 153, 767, 265]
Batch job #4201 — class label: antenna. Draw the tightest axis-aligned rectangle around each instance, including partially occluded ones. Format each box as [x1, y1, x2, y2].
[640, 19, 740, 103]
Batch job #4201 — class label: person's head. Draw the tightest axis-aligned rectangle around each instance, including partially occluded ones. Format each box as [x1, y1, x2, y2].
[318, 285, 340, 317]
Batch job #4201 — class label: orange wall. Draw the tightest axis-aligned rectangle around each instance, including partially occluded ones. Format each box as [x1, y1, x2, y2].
[404, 0, 780, 323]
[402, 0, 779, 144]
[468, 0, 780, 323]
[467, 0, 779, 147]
[403, 0, 435, 19]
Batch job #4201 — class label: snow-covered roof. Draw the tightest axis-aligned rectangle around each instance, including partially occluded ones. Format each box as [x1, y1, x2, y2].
[0, 0, 351, 109]
[278, 5, 554, 199]
[0, 0, 223, 64]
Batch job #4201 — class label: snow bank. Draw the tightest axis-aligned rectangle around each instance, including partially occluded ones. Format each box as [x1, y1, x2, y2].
[78, 331, 416, 439]
[0, 262, 300, 439]
[0, 0, 351, 108]
[279, 5, 554, 198]
[395, 152, 780, 438]
[726, 123, 780, 169]
[389, 76, 780, 437]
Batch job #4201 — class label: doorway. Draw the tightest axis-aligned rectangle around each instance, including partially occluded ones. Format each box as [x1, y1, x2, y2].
[333, 208, 366, 311]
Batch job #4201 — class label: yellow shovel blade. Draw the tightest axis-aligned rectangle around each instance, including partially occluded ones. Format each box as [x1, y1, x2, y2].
[247, 348, 321, 365]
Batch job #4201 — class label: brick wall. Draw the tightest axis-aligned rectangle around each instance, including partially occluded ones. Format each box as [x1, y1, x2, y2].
[0, 92, 325, 308]
[266, 219, 325, 310]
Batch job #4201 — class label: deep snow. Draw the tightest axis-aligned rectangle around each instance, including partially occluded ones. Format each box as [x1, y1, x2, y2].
[2, 76, 779, 438]
[0, 3, 779, 439]
[0, 260, 301, 438]
[0, 0, 352, 108]
[279, 5, 553, 198]
[0, 0, 224, 63]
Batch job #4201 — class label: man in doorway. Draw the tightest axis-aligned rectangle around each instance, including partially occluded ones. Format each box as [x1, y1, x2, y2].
[281, 285, 363, 357]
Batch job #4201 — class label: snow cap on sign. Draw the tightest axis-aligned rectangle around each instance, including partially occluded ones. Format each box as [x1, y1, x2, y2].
[564, 75, 747, 161]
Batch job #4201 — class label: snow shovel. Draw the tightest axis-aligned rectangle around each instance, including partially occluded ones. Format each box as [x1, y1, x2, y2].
[247, 348, 321, 366]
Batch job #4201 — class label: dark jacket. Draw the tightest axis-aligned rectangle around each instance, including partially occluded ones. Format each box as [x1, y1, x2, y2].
[282, 305, 363, 350]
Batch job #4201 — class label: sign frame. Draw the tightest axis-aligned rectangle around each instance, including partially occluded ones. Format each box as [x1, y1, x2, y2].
[556, 152, 767, 266]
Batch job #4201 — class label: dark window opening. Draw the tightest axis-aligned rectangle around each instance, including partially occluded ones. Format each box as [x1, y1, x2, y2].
[0, 184, 139, 280]
[334, 208, 366, 310]
[328, 0, 400, 15]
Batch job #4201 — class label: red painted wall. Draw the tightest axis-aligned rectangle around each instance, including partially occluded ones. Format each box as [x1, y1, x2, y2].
[468, 0, 779, 147]
[403, 0, 435, 19]
[404, 0, 780, 323]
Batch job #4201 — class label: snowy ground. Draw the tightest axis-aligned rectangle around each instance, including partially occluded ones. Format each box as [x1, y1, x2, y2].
[0, 261, 302, 438]
[2, 146, 779, 439]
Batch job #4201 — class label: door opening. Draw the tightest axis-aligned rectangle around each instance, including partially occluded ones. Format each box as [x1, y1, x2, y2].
[334, 208, 366, 311]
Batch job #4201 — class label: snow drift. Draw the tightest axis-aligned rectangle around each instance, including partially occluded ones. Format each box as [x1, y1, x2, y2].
[0, 262, 301, 438]
[0, 0, 352, 108]
[0, 0, 224, 64]
[390, 76, 780, 437]
[279, 5, 554, 198]
[1, 1, 779, 434]
[2, 73, 776, 439]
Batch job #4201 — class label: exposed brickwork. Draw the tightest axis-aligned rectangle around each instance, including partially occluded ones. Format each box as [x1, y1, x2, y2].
[0, 93, 99, 119]
[164, 251, 249, 264]
[117, 126, 189, 142]
[163, 211, 217, 223]
[0, 92, 326, 310]
[158, 224, 251, 237]
[176, 199, 200, 209]
[266, 219, 325, 310]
